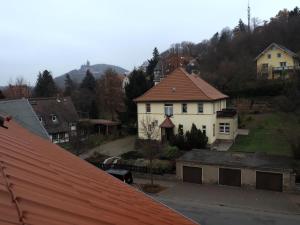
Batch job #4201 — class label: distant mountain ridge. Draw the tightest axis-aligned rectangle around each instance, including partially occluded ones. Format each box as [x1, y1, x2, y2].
[54, 62, 128, 88]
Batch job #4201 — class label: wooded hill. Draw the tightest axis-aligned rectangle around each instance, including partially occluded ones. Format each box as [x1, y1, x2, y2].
[159, 7, 300, 95]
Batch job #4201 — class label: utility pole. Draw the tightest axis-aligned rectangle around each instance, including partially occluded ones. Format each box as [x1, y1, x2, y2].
[247, 0, 251, 32]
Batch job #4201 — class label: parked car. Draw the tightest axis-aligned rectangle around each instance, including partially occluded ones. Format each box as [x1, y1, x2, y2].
[106, 168, 133, 184]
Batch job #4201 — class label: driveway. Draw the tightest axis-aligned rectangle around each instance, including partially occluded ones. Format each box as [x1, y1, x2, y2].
[148, 181, 300, 225]
[80, 135, 136, 159]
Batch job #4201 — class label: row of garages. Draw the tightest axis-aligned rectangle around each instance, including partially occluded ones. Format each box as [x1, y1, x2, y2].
[176, 150, 296, 192]
[181, 166, 284, 192]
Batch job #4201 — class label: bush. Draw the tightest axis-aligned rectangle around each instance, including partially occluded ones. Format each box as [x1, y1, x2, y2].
[121, 151, 143, 160]
[160, 145, 181, 160]
[170, 123, 208, 150]
[186, 124, 208, 149]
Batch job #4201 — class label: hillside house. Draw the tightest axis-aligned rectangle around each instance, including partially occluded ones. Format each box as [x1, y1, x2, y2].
[29, 97, 79, 143]
[134, 68, 238, 145]
[255, 43, 300, 79]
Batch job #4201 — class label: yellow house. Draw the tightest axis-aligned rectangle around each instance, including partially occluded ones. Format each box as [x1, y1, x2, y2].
[255, 43, 300, 79]
[134, 68, 238, 145]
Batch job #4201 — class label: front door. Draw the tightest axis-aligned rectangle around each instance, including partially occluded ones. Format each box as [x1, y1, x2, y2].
[161, 128, 174, 142]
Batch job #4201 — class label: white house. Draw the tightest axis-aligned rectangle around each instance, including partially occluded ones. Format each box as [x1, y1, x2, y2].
[134, 68, 238, 145]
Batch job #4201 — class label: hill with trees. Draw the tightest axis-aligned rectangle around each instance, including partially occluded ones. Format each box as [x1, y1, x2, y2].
[54, 62, 128, 88]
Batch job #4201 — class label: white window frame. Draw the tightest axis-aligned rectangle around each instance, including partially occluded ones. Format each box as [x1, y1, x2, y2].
[202, 125, 206, 135]
[146, 103, 151, 113]
[219, 123, 230, 134]
[164, 104, 173, 117]
[198, 102, 203, 113]
[182, 103, 187, 113]
[51, 115, 57, 122]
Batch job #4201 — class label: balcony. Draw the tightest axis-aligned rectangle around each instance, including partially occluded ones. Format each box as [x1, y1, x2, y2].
[217, 108, 237, 118]
[272, 66, 300, 72]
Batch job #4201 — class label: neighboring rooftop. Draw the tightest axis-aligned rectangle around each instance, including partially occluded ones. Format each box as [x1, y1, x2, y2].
[134, 68, 228, 102]
[177, 149, 294, 172]
[0, 98, 49, 139]
[29, 97, 79, 134]
[255, 42, 299, 60]
[0, 118, 196, 225]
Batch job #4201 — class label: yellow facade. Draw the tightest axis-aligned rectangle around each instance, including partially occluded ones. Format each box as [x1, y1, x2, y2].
[256, 45, 300, 79]
[137, 99, 237, 144]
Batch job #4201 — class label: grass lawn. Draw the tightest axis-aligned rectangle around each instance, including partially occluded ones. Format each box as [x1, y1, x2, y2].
[230, 112, 300, 157]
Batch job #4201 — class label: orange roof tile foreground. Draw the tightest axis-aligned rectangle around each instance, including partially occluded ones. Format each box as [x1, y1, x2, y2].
[0, 119, 197, 225]
[134, 68, 228, 102]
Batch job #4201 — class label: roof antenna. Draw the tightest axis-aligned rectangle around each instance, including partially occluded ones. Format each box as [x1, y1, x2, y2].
[0, 116, 12, 129]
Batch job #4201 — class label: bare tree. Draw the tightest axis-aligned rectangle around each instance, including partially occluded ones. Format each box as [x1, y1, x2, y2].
[4, 76, 31, 98]
[139, 116, 160, 185]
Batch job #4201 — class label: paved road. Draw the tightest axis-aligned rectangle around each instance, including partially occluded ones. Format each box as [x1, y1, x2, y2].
[158, 198, 300, 225]
[139, 181, 300, 225]
[80, 135, 135, 159]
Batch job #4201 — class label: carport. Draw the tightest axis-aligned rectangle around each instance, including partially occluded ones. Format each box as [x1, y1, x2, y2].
[176, 149, 295, 192]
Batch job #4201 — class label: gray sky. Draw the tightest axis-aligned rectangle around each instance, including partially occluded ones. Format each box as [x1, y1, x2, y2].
[0, 0, 299, 86]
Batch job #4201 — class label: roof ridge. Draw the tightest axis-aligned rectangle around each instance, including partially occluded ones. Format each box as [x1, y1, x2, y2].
[180, 68, 211, 100]
[0, 161, 25, 224]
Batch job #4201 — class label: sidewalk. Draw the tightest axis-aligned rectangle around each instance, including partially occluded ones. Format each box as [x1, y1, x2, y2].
[80, 135, 135, 159]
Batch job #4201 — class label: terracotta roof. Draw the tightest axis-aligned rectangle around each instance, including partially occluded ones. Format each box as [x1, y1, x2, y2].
[0, 118, 197, 225]
[159, 117, 175, 128]
[134, 68, 228, 102]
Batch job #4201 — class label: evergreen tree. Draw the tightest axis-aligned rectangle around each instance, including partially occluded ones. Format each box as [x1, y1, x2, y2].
[146, 47, 160, 86]
[120, 69, 149, 126]
[34, 70, 57, 97]
[64, 74, 75, 96]
[80, 69, 96, 92]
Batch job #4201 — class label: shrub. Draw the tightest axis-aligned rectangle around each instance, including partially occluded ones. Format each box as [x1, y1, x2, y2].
[121, 151, 143, 160]
[170, 123, 208, 150]
[185, 124, 208, 149]
[160, 145, 181, 160]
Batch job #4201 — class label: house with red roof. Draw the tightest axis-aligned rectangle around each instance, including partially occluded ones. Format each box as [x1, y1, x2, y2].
[0, 114, 197, 225]
[134, 68, 238, 145]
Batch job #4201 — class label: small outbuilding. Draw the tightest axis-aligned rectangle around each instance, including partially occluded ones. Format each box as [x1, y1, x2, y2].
[176, 149, 296, 192]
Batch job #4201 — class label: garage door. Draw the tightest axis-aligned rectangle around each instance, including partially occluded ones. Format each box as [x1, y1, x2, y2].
[256, 171, 283, 192]
[182, 166, 202, 184]
[219, 168, 241, 187]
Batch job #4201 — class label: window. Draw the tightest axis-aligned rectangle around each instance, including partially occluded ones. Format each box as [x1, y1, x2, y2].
[182, 103, 187, 113]
[213, 124, 215, 137]
[277, 53, 281, 58]
[164, 104, 173, 117]
[262, 63, 268, 69]
[267, 54, 271, 59]
[202, 125, 206, 135]
[146, 103, 151, 113]
[51, 115, 57, 122]
[219, 123, 230, 134]
[280, 62, 287, 67]
[198, 102, 203, 113]
[213, 103, 216, 113]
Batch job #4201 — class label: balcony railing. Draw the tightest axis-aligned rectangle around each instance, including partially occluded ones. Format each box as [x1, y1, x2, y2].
[272, 66, 300, 72]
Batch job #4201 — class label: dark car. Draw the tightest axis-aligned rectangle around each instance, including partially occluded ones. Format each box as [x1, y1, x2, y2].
[106, 169, 133, 184]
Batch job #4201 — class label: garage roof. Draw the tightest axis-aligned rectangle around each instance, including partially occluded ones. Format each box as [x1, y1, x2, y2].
[177, 150, 294, 172]
[0, 118, 197, 225]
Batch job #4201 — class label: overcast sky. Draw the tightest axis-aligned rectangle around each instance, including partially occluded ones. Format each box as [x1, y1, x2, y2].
[0, 0, 299, 85]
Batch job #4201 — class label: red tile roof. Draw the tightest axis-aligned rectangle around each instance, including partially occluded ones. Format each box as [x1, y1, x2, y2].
[159, 117, 175, 128]
[0, 119, 197, 225]
[134, 68, 228, 102]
